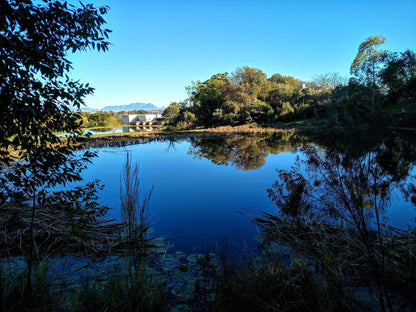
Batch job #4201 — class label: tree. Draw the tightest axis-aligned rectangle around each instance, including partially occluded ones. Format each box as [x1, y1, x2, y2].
[269, 74, 303, 87]
[88, 111, 120, 127]
[0, 0, 111, 305]
[191, 73, 231, 126]
[350, 35, 388, 113]
[232, 66, 271, 101]
[380, 50, 416, 105]
[0, 0, 111, 164]
[162, 102, 181, 122]
[281, 101, 294, 115]
[312, 72, 348, 89]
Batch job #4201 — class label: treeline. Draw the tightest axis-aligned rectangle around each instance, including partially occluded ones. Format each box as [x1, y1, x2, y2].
[164, 36, 416, 131]
[78, 110, 151, 128]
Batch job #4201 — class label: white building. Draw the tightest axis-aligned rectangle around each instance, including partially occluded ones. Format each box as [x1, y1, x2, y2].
[122, 114, 162, 125]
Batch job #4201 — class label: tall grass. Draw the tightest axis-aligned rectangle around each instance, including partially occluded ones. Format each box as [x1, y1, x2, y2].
[0, 152, 167, 311]
[255, 144, 416, 311]
[115, 151, 167, 310]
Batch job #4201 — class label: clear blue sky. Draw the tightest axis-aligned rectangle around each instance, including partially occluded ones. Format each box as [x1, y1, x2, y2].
[68, 0, 416, 109]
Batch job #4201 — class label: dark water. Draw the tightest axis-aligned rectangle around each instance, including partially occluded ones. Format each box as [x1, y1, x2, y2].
[79, 132, 416, 254]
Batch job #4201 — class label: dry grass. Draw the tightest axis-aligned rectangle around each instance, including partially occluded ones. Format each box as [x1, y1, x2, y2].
[0, 201, 156, 259]
[248, 209, 416, 309]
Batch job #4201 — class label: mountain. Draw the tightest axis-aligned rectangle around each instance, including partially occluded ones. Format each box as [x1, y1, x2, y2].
[81, 102, 161, 112]
[101, 102, 160, 111]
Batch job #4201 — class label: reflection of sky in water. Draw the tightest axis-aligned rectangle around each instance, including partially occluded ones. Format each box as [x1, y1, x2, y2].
[74, 140, 416, 254]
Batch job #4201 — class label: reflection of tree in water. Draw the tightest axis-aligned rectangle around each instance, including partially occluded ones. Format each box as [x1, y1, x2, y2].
[164, 139, 179, 153]
[375, 133, 416, 182]
[260, 131, 416, 310]
[188, 132, 304, 171]
[313, 127, 416, 182]
[268, 144, 414, 221]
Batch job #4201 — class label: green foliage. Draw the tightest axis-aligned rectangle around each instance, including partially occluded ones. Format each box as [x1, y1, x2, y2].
[269, 73, 303, 86]
[162, 102, 181, 122]
[0, 0, 112, 209]
[0, 0, 111, 165]
[179, 67, 310, 128]
[350, 35, 388, 113]
[0, 0, 112, 307]
[246, 100, 273, 123]
[267, 82, 301, 113]
[87, 111, 121, 128]
[281, 101, 294, 115]
[232, 66, 271, 100]
[167, 36, 414, 130]
[325, 82, 374, 134]
[191, 73, 231, 126]
[381, 50, 416, 105]
[350, 35, 387, 86]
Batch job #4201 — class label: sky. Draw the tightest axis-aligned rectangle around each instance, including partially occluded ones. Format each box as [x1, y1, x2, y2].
[68, 0, 416, 109]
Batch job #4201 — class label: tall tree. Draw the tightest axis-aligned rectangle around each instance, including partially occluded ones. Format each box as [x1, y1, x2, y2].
[191, 73, 230, 126]
[380, 50, 416, 105]
[350, 35, 388, 113]
[162, 102, 181, 122]
[312, 72, 348, 89]
[0, 0, 111, 304]
[232, 66, 271, 101]
[0, 0, 111, 164]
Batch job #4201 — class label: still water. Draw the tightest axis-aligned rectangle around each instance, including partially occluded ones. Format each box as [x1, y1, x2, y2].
[84, 126, 157, 135]
[80, 133, 416, 254]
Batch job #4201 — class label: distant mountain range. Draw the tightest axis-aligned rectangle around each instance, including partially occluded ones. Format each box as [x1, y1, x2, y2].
[81, 102, 161, 112]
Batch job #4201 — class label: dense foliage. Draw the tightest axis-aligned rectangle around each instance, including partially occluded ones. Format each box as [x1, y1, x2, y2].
[0, 0, 112, 308]
[80, 111, 121, 128]
[166, 36, 416, 131]
[166, 68, 323, 129]
[0, 0, 111, 165]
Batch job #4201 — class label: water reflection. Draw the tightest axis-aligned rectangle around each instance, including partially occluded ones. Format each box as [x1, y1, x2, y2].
[268, 130, 416, 225]
[259, 130, 416, 310]
[84, 126, 156, 135]
[53, 129, 416, 257]
[122, 126, 155, 133]
[188, 132, 306, 171]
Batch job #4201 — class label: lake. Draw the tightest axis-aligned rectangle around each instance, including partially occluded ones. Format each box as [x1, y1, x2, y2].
[80, 132, 416, 254]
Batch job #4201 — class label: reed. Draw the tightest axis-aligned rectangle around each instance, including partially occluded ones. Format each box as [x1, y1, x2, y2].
[119, 151, 161, 272]
[248, 210, 416, 310]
